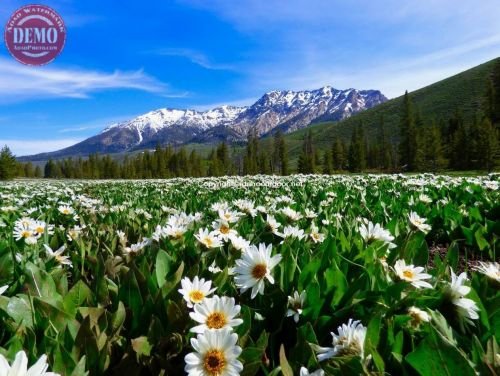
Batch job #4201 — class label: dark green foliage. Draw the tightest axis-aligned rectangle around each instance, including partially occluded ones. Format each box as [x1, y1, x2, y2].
[298, 130, 316, 173]
[273, 130, 289, 175]
[322, 150, 333, 174]
[0, 146, 17, 180]
[347, 125, 366, 172]
[476, 118, 499, 172]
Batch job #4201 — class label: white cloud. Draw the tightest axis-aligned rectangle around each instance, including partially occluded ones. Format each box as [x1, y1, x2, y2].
[151, 48, 234, 71]
[0, 58, 174, 102]
[0, 139, 83, 157]
[180, 0, 500, 98]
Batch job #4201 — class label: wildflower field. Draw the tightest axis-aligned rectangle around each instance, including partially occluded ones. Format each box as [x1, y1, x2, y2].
[0, 174, 498, 375]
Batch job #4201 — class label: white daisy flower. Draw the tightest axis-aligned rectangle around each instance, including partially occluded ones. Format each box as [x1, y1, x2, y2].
[58, 205, 75, 216]
[418, 194, 432, 204]
[179, 276, 216, 308]
[265, 215, 281, 235]
[32, 220, 54, 237]
[43, 244, 72, 268]
[229, 235, 251, 252]
[0, 350, 60, 376]
[195, 228, 223, 249]
[408, 212, 431, 234]
[278, 225, 305, 241]
[300, 367, 325, 376]
[212, 220, 238, 242]
[165, 224, 188, 239]
[208, 261, 222, 274]
[359, 221, 396, 249]
[315, 319, 367, 361]
[218, 209, 241, 224]
[304, 208, 318, 219]
[67, 225, 84, 242]
[393, 259, 433, 289]
[184, 328, 243, 376]
[13, 218, 38, 244]
[234, 243, 282, 299]
[281, 207, 302, 221]
[448, 269, 480, 320]
[123, 238, 151, 255]
[309, 224, 326, 244]
[190, 295, 243, 333]
[287, 291, 306, 323]
[408, 306, 431, 327]
[211, 201, 230, 212]
[473, 262, 500, 283]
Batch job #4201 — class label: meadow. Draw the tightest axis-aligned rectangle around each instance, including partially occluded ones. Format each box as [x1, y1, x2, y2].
[0, 174, 498, 375]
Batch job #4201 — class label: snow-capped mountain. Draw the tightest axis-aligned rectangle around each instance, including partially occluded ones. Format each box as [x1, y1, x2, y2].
[22, 86, 387, 160]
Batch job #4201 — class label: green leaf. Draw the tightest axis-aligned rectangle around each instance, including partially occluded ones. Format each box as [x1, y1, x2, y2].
[279, 344, 293, 376]
[406, 327, 476, 376]
[474, 228, 489, 251]
[155, 249, 170, 288]
[298, 258, 321, 291]
[64, 280, 92, 315]
[70, 356, 89, 376]
[132, 336, 152, 357]
[24, 262, 58, 300]
[161, 261, 184, 298]
[6, 295, 33, 328]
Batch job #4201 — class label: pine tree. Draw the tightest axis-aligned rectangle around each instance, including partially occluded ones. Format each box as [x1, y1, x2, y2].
[0, 146, 17, 180]
[34, 165, 42, 178]
[322, 150, 333, 174]
[450, 121, 469, 170]
[272, 130, 289, 175]
[487, 59, 500, 127]
[476, 117, 499, 171]
[358, 125, 367, 171]
[424, 122, 447, 171]
[279, 134, 289, 175]
[243, 129, 259, 175]
[331, 137, 345, 170]
[399, 91, 417, 170]
[258, 152, 271, 174]
[298, 130, 315, 173]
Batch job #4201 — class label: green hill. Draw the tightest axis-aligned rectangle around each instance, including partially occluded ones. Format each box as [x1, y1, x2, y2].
[273, 57, 499, 168]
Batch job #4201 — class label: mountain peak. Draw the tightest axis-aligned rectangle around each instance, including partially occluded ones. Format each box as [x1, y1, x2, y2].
[22, 85, 387, 160]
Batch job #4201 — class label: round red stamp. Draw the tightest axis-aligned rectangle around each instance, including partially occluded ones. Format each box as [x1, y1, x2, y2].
[4, 4, 66, 66]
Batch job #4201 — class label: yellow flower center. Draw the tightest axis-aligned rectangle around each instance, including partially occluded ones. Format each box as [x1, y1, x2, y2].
[224, 213, 231, 219]
[204, 237, 213, 247]
[203, 349, 226, 375]
[219, 225, 230, 234]
[189, 290, 205, 303]
[251, 263, 267, 280]
[21, 230, 31, 238]
[403, 270, 414, 280]
[63, 209, 70, 214]
[35, 226, 44, 234]
[206, 312, 227, 329]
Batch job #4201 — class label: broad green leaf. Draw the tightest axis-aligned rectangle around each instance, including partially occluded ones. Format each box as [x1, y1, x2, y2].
[406, 327, 476, 376]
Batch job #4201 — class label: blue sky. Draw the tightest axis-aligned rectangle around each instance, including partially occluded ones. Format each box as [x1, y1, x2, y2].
[1, 0, 500, 155]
